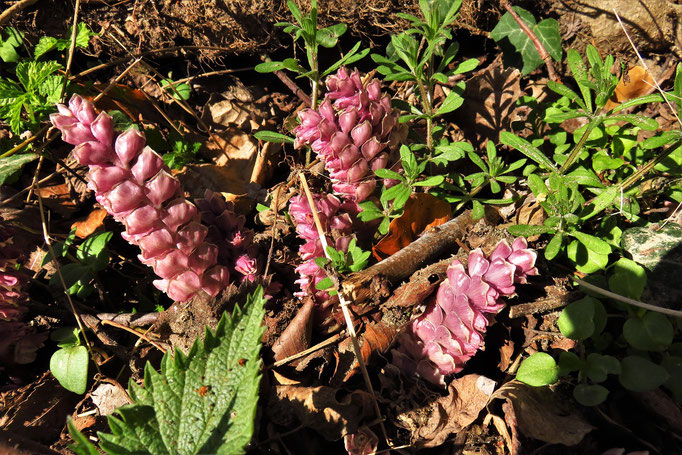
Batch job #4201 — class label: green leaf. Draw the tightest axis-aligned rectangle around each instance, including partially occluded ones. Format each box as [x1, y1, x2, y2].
[608, 257, 646, 300]
[558, 351, 581, 376]
[624, 313, 674, 351]
[507, 224, 555, 236]
[544, 232, 564, 260]
[573, 384, 609, 406]
[557, 296, 596, 340]
[472, 200, 484, 221]
[619, 356, 670, 392]
[603, 113, 659, 131]
[253, 130, 295, 144]
[374, 168, 403, 181]
[435, 89, 464, 115]
[570, 231, 612, 255]
[566, 240, 609, 273]
[315, 277, 333, 290]
[490, 8, 561, 75]
[98, 288, 266, 455]
[566, 49, 592, 112]
[450, 58, 479, 75]
[499, 131, 557, 172]
[50, 345, 89, 394]
[67, 417, 100, 455]
[517, 352, 559, 387]
[0, 153, 39, 185]
[255, 61, 286, 73]
[77, 231, 112, 262]
[34, 36, 59, 60]
[546, 80, 586, 111]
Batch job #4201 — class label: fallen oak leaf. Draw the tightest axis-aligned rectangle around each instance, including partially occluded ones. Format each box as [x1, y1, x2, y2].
[71, 208, 107, 239]
[373, 193, 451, 261]
[272, 297, 314, 366]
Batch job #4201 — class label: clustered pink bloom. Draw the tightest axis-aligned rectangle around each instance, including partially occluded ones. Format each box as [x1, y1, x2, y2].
[50, 95, 230, 302]
[195, 190, 259, 283]
[393, 238, 538, 386]
[288, 193, 354, 303]
[0, 220, 46, 365]
[294, 68, 399, 203]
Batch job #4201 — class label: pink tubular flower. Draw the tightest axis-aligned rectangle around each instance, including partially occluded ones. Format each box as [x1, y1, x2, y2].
[51, 95, 230, 302]
[293, 68, 400, 203]
[0, 220, 46, 365]
[393, 238, 538, 386]
[288, 193, 355, 303]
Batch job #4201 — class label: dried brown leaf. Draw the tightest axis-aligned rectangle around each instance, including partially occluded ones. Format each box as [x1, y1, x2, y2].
[373, 193, 451, 261]
[71, 208, 108, 239]
[272, 298, 314, 365]
[490, 381, 594, 447]
[271, 385, 374, 440]
[395, 374, 496, 447]
[605, 66, 655, 111]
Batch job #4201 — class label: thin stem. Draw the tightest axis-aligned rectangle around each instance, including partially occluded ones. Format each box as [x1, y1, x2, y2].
[501, 0, 559, 83]
[60, 0, 81, 102]
[559, 117, 600, 174]
[620, 139, 682, 190]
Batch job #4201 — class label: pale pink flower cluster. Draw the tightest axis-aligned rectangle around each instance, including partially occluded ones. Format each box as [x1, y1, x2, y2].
[50, 95, 230, 302]
[294, 68, 399, 202]
[393, 238, 538, 385]
[288, 193, 354, 303]
[0, 220, 46, 365]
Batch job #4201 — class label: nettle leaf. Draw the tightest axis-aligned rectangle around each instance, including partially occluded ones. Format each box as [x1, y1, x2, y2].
[490, 7, 561, 75]
[96, 288, 267, 455]
[517, 352, 559, 387]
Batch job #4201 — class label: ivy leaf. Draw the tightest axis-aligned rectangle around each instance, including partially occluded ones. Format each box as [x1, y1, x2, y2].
[490, 7, 561, 75]
[97, 288, 266, 455]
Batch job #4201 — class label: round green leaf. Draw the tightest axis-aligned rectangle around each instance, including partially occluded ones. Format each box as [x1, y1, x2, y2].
[643, 312, 674, 347]
[517, 352, 559, 387]
[619, 355, 670, 392]
[558, 351, 582, 376]
[566, 240, 609, 273]
[50, 346, 89, 394]
[608, 257, 647, 300]
[573, 383, 609, 406]
[558, 297, 595, 340]
[585, 353, 608, 383]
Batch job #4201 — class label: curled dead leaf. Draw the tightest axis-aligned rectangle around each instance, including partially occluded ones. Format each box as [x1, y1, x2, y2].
[373, 193, 451, 260]
[271, 385, 374, 440]
[489, 380, 594, 447]
[394, 374, 496, 448]
[272, 298, 314, 366]
[605, 66, 654, 111]
[71, 208, 107, 239]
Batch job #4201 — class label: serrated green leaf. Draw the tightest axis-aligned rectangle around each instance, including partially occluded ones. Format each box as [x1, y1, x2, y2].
[98, 288, 266, 455]
[68, 417, 100, 455]
[34, 36, 59, 60]
[51, 345, 89, 394]
[517, 352, 559, 387]
[0, 153, 39, 185]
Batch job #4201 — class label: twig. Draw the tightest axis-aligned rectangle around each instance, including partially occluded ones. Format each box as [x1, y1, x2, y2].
[572, 276, 682, 317]
[268, 331, 346, 368]
[35, 180, 101, 375]
[92, 57, 143, 103]
[264, 185, 281, 277]
[0, 0, 38, 26]
[501, 0, 559, 83]
[60, 0, 82, 101]
[0, 171, 59, 206]
[508, 292, 578, 318]
[261, 55, 312, 107]
[343, 210, 473, 303]
[100, 319, 166, 353]
[298, 173, 390, 446]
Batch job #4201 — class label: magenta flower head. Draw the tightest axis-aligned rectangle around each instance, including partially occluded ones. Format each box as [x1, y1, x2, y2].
[51, 95, 231, 302]
[393, 239, 538, 386]
[293, 68, 401, 203]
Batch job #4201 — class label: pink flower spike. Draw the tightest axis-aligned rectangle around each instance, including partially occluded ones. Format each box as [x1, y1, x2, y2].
[115, 128, 146, 165]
